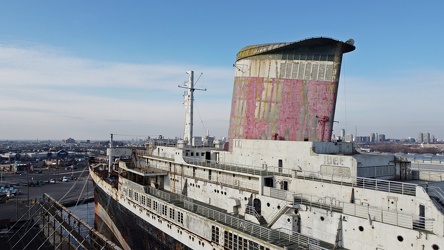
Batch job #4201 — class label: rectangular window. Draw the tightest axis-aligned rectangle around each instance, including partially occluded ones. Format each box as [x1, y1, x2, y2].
[282, 181, 288, 191]
[178, 211, 183, 224]
[162, 204, 167, 216]
[153, 201, 158, 212]
[134, 192, 139, 201]
[141, 195, 146, 205]
[169, 208, 175, 220]
[128, 189, 133, 199]
[233, 235, 238, 250]
[211, 225, 220, 243]
[147, 198, 151, 208]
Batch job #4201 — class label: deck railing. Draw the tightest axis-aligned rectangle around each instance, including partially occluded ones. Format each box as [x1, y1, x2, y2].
[133, 184, 328, 249]
[289, 191, 435, 232]
[295, 170, 417, 196]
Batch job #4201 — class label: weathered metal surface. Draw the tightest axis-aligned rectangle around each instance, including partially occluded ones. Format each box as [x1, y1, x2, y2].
[228, 37, 355, 148]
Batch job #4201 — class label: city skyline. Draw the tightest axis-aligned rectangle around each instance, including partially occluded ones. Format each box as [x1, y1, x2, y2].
[1, 1, 443, 140]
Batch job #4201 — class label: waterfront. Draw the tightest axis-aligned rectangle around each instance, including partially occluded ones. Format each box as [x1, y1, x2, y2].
[68, 201, 95, 226]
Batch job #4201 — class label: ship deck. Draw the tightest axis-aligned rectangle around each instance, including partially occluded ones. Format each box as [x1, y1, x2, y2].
[92, 165, 338, 249]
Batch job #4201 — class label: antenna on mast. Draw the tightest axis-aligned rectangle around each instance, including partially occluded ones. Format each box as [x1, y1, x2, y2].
[178, 71, 206, 145]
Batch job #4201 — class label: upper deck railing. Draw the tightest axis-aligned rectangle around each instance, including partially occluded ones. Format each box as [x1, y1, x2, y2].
[136, 149, 418, 196]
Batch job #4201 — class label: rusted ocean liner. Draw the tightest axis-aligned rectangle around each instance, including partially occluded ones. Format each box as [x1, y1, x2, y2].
[90, 37, 444, 250]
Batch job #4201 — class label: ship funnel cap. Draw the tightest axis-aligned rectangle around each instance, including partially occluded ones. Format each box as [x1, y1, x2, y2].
[236, 37, 355, 62]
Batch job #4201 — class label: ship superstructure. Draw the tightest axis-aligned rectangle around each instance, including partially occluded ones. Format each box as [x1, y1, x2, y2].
[90, 37, 444, 250]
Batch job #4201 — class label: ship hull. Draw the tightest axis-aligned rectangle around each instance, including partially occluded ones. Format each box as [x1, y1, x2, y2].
[93, 179, 191, 250]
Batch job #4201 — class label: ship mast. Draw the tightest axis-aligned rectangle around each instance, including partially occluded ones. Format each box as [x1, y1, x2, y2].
[179, 71, 205, 145]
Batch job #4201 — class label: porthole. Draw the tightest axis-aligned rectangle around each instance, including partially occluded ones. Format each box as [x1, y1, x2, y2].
[320, 216, 324, 221]
[267, 203, 270, 207]
[277, 205, 281, 209]
[358, 226, 364, 232]
[397, 235, 403, 242]
[432, 244, 439, 250]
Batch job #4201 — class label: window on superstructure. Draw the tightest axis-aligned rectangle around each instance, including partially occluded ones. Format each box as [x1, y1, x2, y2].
[128, 189, 133, 199]
[141, 195, 146, 205]
[264, 177, 273, 188]
[251, 241, 259, 250]
[153, 201, 158, 212]
[162, 204, 167, 216]
[282, 181, 288, 191]
[237, 236, 243, 249]
[147, 198, 151, 208]
[169, 208, 175, 220]
[211, 225, 219, 243]
[134, 192, 139, 201]
[177, 211, 183, 224]
[233, 235, 238, 250]
[227, 232, 233, 249]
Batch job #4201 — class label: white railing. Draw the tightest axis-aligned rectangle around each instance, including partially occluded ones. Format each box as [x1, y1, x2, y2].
[128, 185, 328, 249]
[424, 185, 444, 213]
[182, 157, 294, 177]
[264, 200, 290, 226]
[265, 187, 435, 233]
[296, 170, 417, 196]
[185, 200, 326, 249]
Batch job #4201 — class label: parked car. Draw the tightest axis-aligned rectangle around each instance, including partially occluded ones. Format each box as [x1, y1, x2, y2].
[62, 176, 69, 182]
[48, 179, 56, 184]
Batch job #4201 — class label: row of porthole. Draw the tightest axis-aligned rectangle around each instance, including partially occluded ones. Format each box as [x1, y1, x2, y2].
[266, 202, 281, 209]
[170, 178, 180, 182]
[355, 225, 440, 249]
[214, 189, 227, 195]
[287, 218, 298, 222]
[190, 183, 201, 188]
[188, 235, 205, 247]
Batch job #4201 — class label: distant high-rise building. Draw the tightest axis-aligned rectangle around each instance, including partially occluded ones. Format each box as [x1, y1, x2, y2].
[370, 133, 376, 143]
[355, 136, 370, 143]
[418, 132, 432, 144]
[378, 134, 385, 142]
[340, 129, 346, 139]
[62, 138, 76, 144]
[344, 134, 353, 142]
[424, 133, 431, 144]
[418, 133, 424, 143]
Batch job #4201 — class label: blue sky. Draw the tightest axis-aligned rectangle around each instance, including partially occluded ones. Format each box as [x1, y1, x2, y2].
[0, 1, 443, 141]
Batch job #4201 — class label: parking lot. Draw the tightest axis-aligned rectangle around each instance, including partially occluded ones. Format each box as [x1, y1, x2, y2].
[0, 168, 94, 222]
